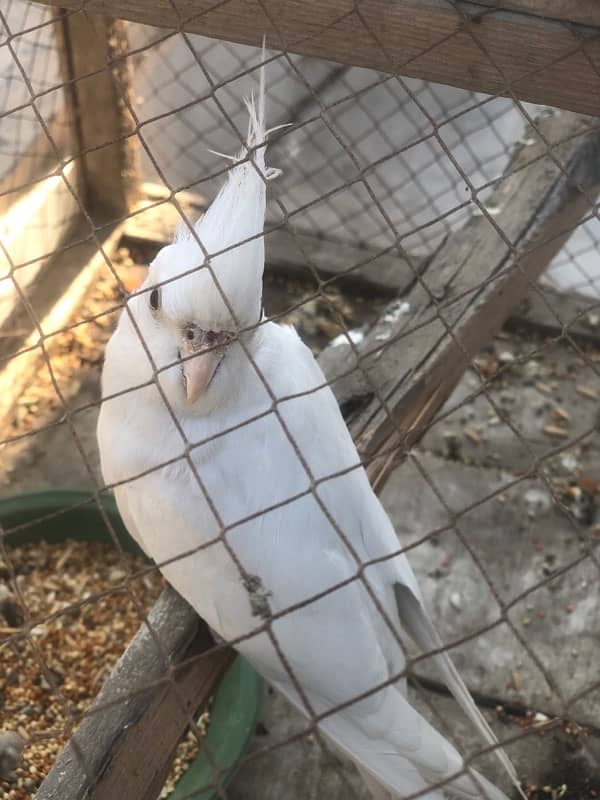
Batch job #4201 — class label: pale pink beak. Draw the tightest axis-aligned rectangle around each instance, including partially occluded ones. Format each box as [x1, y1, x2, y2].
[181, 348, 220, 404]
[179, 327, 233, 404]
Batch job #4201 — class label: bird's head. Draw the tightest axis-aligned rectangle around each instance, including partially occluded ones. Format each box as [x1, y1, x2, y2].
[123, 75, 280, 416]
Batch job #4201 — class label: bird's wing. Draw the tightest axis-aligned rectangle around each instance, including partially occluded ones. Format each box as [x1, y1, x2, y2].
[226, 520, 507, 800]
[317, 685, 510, 800]
[113, 484, 146, 552]
[270, 328, 520, 795]
[392, 583, 521, 794]
[270, 661, 509, 800]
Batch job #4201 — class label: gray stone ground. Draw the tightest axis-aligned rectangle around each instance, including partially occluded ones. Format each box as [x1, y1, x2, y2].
[1, 303, 600, 798]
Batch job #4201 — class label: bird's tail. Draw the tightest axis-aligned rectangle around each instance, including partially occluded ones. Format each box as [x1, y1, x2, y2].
[393, 584, 524, 799]
[317, 683, 511, 800]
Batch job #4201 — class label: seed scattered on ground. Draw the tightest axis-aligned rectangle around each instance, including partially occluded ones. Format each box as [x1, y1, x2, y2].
[575, 384, 598, 400]
[543, 425, 569, 439]
[0, 539, 208, 799]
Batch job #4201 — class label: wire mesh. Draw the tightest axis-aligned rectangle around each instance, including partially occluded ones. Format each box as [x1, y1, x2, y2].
[1, 2, 600, 799]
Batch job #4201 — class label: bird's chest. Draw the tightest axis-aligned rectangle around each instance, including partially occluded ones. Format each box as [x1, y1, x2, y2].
[123, 465, 251, 636]
[119, 409, 313, 636]
[181, 409, 311, 528]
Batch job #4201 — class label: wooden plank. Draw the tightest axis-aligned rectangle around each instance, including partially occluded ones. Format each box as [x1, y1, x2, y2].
[341, 110, 600, 488]
[265, 227, 424, 294]
[36, 585, 235, 800]
[507, 284, 600, 345]
[56, 10, 140, 222]
[33, 0, 600, 117]
[124, 187, 421, 294]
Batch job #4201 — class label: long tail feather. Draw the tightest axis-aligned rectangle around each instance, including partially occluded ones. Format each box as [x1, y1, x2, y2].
[321, 689, 512, 800]
[206, 41, 280, 182]
[240, 42, 281, 180]
[394, 584, 525, 799]
[275, 676, 510, 800]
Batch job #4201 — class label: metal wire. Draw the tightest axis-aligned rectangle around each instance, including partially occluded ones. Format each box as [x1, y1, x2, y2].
[1, 1, 600, 799]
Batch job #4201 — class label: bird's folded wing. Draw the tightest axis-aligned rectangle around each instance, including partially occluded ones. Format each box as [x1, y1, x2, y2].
[393, 583, 522, 797]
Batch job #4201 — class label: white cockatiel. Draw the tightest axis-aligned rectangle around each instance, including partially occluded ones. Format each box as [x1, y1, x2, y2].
[97, 66, 521, 800]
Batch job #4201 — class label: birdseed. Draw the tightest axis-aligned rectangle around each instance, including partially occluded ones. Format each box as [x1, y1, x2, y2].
[0, 539, 209, 799]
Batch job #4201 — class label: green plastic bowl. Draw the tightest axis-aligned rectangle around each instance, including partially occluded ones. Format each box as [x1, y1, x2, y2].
[0, 490, 262, 799]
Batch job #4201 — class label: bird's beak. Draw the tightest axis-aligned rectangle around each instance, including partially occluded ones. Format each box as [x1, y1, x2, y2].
[179, 327, 232, 404]
[181, 348, 220, 404]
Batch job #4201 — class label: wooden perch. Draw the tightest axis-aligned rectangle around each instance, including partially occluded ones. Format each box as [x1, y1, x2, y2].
[35, 0, 600, 116]
[124, 186, 422, 295]
[343, 110, 600, 487]
[56, 12, 140, 222]
[37, 109, 600, 798]
[36, 587, 235, 799]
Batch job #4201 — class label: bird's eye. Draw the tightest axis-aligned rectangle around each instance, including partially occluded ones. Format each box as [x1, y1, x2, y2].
[185, 327, 195, 341]
[149, 288, 160, 311]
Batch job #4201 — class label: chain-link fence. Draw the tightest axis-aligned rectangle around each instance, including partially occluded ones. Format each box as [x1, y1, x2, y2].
[125, 23, 600, 295]
[1, 2, 600, 799]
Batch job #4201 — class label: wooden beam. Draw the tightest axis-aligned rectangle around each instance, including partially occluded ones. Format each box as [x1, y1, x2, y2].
[123, 186, 422, 295]
[34, 0, 600, 117]
[344, 110, 600, 487]
[56, 11, 140, 223]
[35, 586, 235, 800]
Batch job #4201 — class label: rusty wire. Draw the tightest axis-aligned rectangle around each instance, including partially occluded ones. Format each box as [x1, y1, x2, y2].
[1, 1, 600, 799]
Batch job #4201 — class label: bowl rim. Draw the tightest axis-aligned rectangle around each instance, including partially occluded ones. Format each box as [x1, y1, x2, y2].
[0, 489, 262, 799]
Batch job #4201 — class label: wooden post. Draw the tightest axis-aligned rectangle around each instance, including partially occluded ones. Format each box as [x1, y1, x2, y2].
[57, 10, 140, 223]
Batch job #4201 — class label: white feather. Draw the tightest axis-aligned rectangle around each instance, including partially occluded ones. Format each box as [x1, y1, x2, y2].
[98, 53, 521, 800]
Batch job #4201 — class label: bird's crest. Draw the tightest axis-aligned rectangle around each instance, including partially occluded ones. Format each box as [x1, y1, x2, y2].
[170, 45, 282, 330]
[204, 49, 284, 185]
